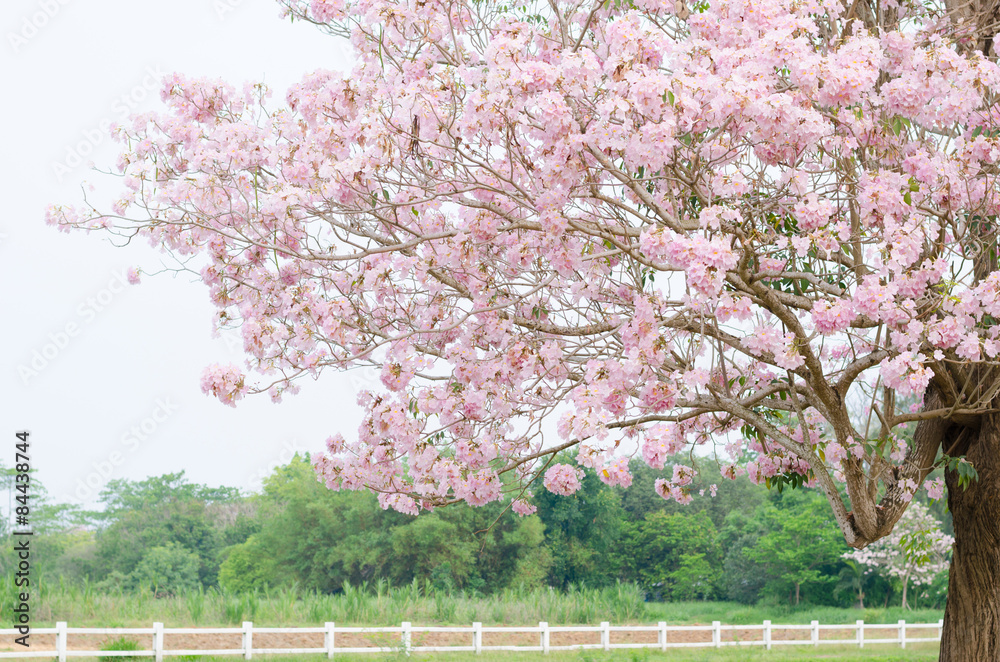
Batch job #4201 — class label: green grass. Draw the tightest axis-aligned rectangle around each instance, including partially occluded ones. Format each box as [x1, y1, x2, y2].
[8, 582, 655, 627]
[5, 576, 943, 632]
[645, 602, 943, 627]
[98, 636, 142, 662]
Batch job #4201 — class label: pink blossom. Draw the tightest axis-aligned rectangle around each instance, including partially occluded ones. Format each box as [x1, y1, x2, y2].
[543, 464, 584, 496]
[848, 439, 866, 460]
[642, 424, 685, 469]
[200, 363, 248, 407]
[811, 299, 857, 334]
[793, 194, 835, 231]
[511, 499, 537, 516]
[671, 464, 695, 486]
[654, 478, 691, 504]
[826, 442, 847, 464]
[598, 456, 633, 488]
[325, 433, 346, 454]
[956, 334, 982, 362]
[456, 470, 503, 506]
[881, 352, 932, 396]
[925, 477, 945, 500]
[378, 493, 419, 515]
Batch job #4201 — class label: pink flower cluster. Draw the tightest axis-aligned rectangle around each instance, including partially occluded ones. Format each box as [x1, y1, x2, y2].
[880, 352, 932, 396]
[654, 465, 697, 505]
[811, 300, 857, 334]
[642, 423, 686, 470]
[598, 456, 633, 488]
[639, 228, 738, 298]
[543, 464, 584, 496]
[924, 477, 945, 501]
[199, 363, 248, 407]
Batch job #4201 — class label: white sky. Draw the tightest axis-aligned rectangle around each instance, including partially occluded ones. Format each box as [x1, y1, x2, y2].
[1, 0, 370, 510]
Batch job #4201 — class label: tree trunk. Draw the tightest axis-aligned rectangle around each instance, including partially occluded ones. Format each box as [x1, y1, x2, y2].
[901, 574, 909, 611]
[939, 413, 1000, 661]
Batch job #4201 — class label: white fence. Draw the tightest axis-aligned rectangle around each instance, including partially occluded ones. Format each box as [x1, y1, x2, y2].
[0, 619, 944, 659]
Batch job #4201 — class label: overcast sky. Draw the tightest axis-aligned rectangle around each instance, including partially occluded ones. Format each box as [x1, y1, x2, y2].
[1, 0, 370, 510]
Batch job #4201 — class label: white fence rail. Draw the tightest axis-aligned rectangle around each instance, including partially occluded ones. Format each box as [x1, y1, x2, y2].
[0, 619, 944, 659]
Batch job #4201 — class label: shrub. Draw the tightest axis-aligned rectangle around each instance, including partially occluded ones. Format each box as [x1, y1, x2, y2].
[130, 543, 201, 596]
[99, 636, 141, 662]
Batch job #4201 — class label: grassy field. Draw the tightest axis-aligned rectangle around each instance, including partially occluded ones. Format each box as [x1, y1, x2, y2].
[8, 579, 943, 629]
[643, 602, 942, 627]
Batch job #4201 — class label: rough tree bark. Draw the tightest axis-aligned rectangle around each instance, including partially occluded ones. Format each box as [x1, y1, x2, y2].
[938, 413, 1000, 661]
[918, 0, 1000, 654]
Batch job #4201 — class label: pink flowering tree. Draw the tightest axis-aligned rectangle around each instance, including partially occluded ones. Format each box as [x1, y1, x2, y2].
[48, 0, 1000, 657]
[844, 501, 953, 609]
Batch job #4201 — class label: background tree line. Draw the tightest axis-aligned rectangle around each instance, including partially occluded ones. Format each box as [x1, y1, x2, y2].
[0, 454, 952, 610]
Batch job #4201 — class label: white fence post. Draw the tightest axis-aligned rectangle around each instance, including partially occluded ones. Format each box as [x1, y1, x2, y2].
[712, 621, 721, 648]
[56, 621, 67, 662]
[763, 620, 771, 650]
[658, 621, 667, 651]
[242, 621, 253, 660]
[325, 622, 335, 658]
[153, 622, 163, 662]
[473, 622, 482, 654]
[811, 620, 819, 647]
[540, 622, 549, 653]
[899, 619, 906, 649]
[600, 621, 610, 651]
[402, 621, 412, 656]
[938, 618, 944, 640]
[857, 620, 864, 648]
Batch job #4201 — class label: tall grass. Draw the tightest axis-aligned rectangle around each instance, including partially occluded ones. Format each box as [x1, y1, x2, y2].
[220, 589, 259, 624]
[184, 586, 206, 624]
[24, 581, 942, 629]
[29, 581, 648, 626]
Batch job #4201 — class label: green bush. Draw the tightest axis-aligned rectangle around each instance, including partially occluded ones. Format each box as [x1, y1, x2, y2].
[99, 636, 141, 662]
[218, 537, 274, 593]
[130, 542, 201, 596]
